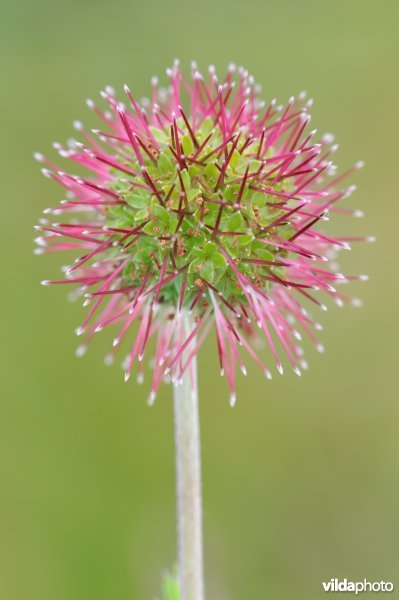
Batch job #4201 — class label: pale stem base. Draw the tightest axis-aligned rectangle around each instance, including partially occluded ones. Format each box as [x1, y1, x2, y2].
[173, 309, 205, 600]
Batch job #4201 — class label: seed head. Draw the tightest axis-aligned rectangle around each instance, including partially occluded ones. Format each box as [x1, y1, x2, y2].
[35, 62, 370, 402]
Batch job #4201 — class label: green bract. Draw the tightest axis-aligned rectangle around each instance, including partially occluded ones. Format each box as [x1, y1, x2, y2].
[106, 117, 294, 307]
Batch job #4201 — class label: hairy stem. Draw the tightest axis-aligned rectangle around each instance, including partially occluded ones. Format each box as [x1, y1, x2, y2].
[173, 308, 205, 600]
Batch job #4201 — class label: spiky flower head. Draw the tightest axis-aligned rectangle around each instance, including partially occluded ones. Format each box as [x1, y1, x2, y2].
[35, 61, 371, 404]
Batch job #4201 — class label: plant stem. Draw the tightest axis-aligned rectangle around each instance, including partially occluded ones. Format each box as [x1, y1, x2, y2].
[173, 308, 205, 600]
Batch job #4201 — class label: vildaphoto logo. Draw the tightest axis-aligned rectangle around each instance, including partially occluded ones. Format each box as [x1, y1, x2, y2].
[322, 579, 394, 594]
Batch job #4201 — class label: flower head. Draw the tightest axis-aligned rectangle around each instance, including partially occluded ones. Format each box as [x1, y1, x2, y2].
[35, 61, 370, 404]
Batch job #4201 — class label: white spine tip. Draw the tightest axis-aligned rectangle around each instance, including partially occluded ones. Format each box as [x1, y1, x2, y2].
[148, 391, 156, 405]
[229, 392, 236, 407]
[293, 366, 302, 377]
[321, 133, 335, 144]
[355, 160, 365, 169]
[344, 185, 357, 198]
[351, 298, 363, 308]
[366, 236, 376, 243]
[124, 372, 130, 382]
[316, 343, 325, 353]
[40, 280, 50, 286]
[277, 364, 284, 375]
[75, 344, 87, 357]
[113, 338, 119, 347]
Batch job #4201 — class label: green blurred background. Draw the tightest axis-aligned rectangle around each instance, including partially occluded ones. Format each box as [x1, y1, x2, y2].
[1, 1, 398, 598]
